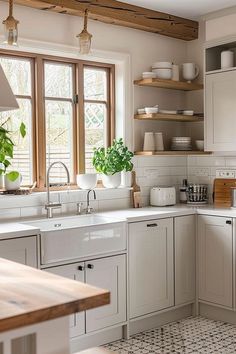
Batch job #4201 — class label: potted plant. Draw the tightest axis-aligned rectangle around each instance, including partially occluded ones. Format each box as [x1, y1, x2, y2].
[0, 119, 26, 190]
[92, 138, 134, 188]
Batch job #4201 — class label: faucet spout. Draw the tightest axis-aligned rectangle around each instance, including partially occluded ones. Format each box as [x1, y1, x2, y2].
[86, 189, 97, 214]
[45, 161, 70, 218]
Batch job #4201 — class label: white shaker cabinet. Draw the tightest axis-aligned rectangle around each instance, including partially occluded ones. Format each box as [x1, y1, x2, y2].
[86, 255, 126, 333]
[46, 262, 86, 337]
[175, 215, 196, 306]
[198, 215, 233, 308]
[46, 254, 126, 336]
[205, 70, 236, 151]
[0, 236, 37, 267]
[129, 218, 174, 319]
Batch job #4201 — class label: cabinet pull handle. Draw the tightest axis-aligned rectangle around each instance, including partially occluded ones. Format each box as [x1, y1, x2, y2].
[147, 223, 158, 228]
[87, 264, 94, 269]
[78, 265, 84, 271]
[226, 220, 232, 225]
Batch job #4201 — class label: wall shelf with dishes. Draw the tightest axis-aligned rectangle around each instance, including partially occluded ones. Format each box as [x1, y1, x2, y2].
[134, 112, 203, 123]
[134, 78, 203, 91]
[134, 151, 212, 156]
[134, 60, 205, 156]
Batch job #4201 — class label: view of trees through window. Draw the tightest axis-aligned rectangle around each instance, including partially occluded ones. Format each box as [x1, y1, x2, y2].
[0, 53, 114, 187]
[0, 56, 33, 185]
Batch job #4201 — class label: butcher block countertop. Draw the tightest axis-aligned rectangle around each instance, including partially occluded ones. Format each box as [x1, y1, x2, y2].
[0, 258, 110, 333]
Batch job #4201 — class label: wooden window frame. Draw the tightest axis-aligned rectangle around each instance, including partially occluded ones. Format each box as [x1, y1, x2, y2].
[0, 49, 115, 190]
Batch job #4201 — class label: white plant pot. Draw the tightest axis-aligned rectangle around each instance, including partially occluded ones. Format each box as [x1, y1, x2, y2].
[0, 175, 4, 189]
[102, 173, 121, 188]
[121, 171, 132, 188]
[5, 174, 22, 191]
[76, 173, 97, 190]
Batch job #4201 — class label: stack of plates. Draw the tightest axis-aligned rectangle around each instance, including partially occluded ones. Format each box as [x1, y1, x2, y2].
[171, 137, 192, 151]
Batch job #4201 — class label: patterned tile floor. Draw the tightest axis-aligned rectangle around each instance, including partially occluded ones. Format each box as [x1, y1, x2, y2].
[104, 317, 236, 353]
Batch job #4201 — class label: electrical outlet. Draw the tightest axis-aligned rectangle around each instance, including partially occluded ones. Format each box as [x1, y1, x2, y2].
[195, 168, 210, 177]
[216, 170, 236, 178]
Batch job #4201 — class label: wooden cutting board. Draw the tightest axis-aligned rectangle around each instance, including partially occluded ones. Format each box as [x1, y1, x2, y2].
[213, 178, 236, 206]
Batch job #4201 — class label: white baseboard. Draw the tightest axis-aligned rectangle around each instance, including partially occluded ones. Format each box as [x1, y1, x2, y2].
[200, 303, 236, 324]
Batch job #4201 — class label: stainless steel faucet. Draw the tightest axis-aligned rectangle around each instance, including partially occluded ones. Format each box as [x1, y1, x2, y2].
[45, 161, 70, 218]
[85, 189, 96, 214]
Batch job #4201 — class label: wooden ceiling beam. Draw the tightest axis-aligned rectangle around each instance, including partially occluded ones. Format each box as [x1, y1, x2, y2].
[11, 0, 198, 41]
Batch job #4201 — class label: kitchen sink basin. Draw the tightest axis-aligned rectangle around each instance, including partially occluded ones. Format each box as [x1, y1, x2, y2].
[24, 214, 123, 232]
[23, 214, 127, 266]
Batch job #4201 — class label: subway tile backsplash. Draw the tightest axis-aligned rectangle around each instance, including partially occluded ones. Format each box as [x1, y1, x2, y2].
[1, 154, 236, 220]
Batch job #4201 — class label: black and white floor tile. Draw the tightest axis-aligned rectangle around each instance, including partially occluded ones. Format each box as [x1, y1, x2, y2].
[104, 317, 236, 353]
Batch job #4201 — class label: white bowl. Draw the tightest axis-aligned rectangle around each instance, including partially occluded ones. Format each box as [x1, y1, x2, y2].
[145, 107, 158, 114]
[152, 61, 172, 69]
[195, 140, 204, 151]
[77, 173, 97, 189]
[142, 72, 157, 79]
[152, 68, 172, 80]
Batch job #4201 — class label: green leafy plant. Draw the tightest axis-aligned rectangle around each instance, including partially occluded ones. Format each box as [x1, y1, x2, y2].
[92, 138, 134, 175]
[0, 119, 26, 176]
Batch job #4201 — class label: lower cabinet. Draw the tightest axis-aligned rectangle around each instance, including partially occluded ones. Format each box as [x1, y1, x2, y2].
[46, 254, 126, 337]
[0, 236, 37, 267]
[129, 218, 174, 319]
[175, 215, 196, 306]
[198, 215, 233, 308]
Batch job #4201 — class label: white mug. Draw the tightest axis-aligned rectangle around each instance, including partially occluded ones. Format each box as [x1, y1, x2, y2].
[182, 63, 200, 83]
[143, 132, 155, 151]
[154, 132, 164, 151]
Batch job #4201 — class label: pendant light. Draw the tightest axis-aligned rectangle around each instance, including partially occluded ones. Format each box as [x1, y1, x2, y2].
[2, 0, 19, 46]
[77, 9, 92, 55]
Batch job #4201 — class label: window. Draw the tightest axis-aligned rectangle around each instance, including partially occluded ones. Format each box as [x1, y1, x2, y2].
[0, 52, 115, 188]
[83, 66, 112, 172]
[0, 56, 34, 185]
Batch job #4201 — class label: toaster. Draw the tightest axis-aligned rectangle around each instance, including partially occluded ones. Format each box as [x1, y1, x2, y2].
[150, 186, 176, 206]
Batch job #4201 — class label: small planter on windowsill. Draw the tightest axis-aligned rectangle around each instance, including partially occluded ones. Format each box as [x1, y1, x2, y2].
[92, 139, 134, 189]
[4, 171, 22, 191]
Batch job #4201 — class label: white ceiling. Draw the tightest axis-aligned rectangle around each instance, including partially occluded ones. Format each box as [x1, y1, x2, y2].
[121, 0, 236, 19]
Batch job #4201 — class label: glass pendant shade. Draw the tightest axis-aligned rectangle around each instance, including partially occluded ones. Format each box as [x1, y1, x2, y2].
[2, 0, 19, 46]
[77, 9, 92, 55]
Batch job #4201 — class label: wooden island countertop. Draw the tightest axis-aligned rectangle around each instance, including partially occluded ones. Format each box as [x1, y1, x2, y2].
[0, 258, 110, 333]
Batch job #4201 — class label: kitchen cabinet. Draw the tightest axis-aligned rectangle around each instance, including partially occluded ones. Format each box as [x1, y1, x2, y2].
[0, 236, 37, 267]
[129, 218, 174, 319]
[46, 262, 85, 337]
[198, 215, 233, 308]
[46, 254, 126, 337]
[86, 255, 126, 332]
[205, 70, 236, 151]
[175, 215, 196, 306]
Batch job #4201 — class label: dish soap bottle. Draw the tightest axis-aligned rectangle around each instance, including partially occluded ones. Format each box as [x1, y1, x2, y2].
[179, 179, 188, 203]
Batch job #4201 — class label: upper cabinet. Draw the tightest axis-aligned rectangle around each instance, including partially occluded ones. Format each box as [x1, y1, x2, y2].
[205, 70, 236, 151]
[205, 39, 236, 151]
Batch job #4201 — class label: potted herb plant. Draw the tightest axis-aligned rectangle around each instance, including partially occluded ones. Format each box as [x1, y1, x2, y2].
[92, 138, 134, 188]
[0, 119, 26, 190]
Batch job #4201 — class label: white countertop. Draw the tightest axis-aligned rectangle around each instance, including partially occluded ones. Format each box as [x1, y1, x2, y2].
[98, 205, 236, 222]
[0, 223, 40, 239]
[1, 204, 236, 240]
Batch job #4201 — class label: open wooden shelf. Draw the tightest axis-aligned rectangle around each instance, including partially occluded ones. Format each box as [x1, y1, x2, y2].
[134, 113, 203, 122]
[134, 78, 203, 91]
[135, 151, 212, 156]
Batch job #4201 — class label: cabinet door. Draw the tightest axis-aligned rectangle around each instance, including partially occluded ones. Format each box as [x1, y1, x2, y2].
[46, 262, 85, 337]
[0, 236, 37, 267]
[205, 70, 236, 151]
[175, 215, 195, 306]
[129, 218, 174, 319]
[86, 255, 126, 333]
[198, 215, 233, 308]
